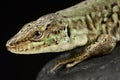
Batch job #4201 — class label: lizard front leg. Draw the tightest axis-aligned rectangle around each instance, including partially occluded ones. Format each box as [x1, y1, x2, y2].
[51, 34, 116, 72]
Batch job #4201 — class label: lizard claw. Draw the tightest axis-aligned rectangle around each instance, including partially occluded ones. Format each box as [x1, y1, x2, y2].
[50, 59, 70, 73]
[50, 63, 62, 73]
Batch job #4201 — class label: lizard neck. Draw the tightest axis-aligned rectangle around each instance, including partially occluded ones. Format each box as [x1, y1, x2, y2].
[61, 13, 99, 45]
[65, 17, 89, 46]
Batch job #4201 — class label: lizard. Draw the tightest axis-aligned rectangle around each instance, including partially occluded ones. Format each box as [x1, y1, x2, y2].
[6, 0, 120, 72]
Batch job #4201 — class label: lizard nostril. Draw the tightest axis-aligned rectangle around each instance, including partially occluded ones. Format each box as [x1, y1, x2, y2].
[6, 40, 15, 48]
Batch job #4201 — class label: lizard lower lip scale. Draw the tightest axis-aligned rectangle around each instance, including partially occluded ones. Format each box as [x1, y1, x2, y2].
[6, 0, 120, 72]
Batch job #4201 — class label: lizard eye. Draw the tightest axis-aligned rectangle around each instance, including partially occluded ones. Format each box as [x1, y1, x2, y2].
[34, 31, 41, 36]
[30, 31, 43, 41]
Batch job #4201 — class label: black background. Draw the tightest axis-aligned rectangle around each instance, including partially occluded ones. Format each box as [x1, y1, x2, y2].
[1, 0, 83, 80]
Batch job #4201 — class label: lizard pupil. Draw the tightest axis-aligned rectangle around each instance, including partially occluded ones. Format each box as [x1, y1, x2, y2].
[34, 31, 41, 36]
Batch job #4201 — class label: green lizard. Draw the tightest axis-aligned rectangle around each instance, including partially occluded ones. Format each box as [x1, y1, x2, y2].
[6, 0, 120, 72]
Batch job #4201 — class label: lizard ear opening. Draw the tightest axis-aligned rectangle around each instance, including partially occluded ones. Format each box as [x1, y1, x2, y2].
[67, 26, 71, 37]
[30, 31, 43, 42]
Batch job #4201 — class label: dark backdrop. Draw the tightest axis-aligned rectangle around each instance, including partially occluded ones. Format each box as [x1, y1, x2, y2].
[1, 0, 83, 80]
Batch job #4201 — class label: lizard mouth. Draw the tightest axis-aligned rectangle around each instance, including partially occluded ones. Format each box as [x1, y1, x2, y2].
[6, 39, 75, 54]
[6, 39, 46, 54]
[6, 40, 31, 54]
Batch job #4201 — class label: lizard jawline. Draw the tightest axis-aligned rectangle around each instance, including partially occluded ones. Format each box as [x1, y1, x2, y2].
[7, 41, 86, 54]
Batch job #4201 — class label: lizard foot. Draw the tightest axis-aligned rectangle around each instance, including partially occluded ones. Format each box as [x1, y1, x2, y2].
[51, 58, 76, 72]
[66, 60, 80, 68]
[51, 51, 89, 72]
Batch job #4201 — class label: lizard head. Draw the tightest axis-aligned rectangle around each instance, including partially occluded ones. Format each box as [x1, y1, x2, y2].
[6, 13, 73, 54]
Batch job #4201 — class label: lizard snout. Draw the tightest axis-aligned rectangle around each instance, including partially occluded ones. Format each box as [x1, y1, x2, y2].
[6, 39, 16, 49]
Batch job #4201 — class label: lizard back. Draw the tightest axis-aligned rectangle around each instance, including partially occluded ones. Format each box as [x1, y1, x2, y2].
[56, 0, 120, 43]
